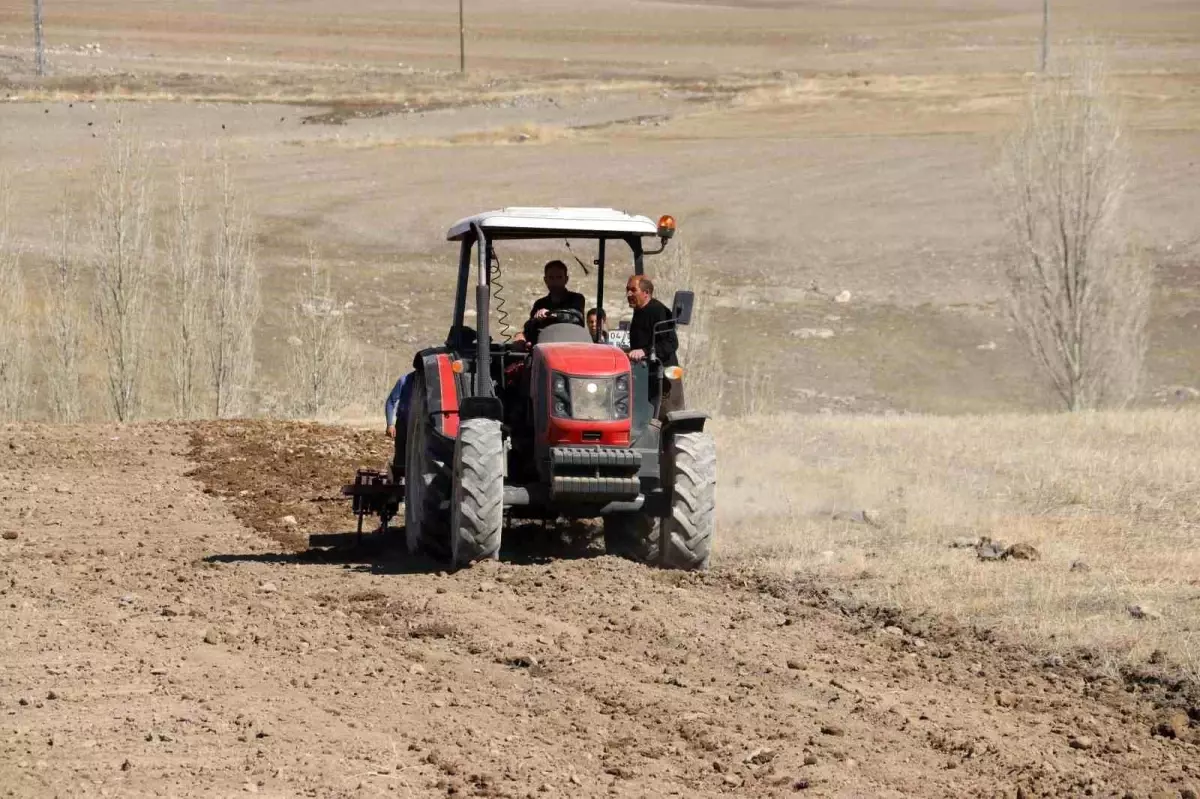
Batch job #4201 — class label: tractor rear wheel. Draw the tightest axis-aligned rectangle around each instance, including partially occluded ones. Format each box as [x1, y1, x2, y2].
[603, 430, 715, 571]
[404, 380, 450, 558]
[450, 418, 504, 568]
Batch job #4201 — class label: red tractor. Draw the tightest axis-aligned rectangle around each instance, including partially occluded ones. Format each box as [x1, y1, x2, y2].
[346, 208, 715, 570]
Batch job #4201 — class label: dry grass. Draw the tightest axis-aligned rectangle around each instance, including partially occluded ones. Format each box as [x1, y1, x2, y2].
[715, 408, 1200, 678]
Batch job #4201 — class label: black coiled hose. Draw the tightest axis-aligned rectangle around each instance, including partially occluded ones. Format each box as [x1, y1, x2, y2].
[489, 248, 513, 341]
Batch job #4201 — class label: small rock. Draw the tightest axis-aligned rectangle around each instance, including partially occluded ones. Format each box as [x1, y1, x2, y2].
[1, 531, 17, 541]
[258, 582, 278, 594]
[803, 754, 818, 766]
[1004, 542, 1040, 561]
[819, 724, 845, 736]
[793, 779, 810, 790]
[408, 663, 427, 675]
[834, 290, 852, 303]
[1042, 654, 1065, 668]
[995, 690, 1019, 708]
[203, 629, 219, 645]
[280, 516, 298, 527]
[975, 538, 1008, 561]
[55, 485, 72, 494]
[149, 667, 167, 676]
[160, 607, 178, 617]
[120, 759, 132, 772]
[507, 653, 537, 668]
[745, 747, 776, 765]
[1154, 710, 1191, 739]
[721, 774, 743, 787]
[1068, 735, 1093, 750]
[18, 698, 29, 706]
[791, 327, 836, 340]
[1069, 559, 1090, 573]
[786, 659, 802, 670]
[46, 690, 58, 701]
[1128, 604, 1161, 621]
[1180, 787, 1198, 799]
[119, 594, 136, 605]
[477, 581, 496, 593]
[883, 625, 903, 636]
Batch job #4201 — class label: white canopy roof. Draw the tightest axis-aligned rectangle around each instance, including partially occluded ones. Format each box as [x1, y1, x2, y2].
[446, 207, 659, 241]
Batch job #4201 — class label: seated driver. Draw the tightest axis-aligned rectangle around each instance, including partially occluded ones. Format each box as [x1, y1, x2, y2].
[522, 259, 585, 345]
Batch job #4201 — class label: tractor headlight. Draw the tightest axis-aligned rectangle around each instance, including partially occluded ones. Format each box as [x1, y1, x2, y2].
[614, 373, 630, 419]
[552, 371, 572, 418]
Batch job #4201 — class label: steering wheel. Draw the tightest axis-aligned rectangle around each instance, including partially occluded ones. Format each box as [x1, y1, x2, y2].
[543, 308, 584, 326]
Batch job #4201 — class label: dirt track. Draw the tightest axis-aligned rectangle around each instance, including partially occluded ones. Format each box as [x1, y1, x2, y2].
[2, 422, 1198, 798]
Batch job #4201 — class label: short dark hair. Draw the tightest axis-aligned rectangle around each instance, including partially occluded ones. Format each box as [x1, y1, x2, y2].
[586, 307, 607, 321]
[544, 260, 568, 276]
[637, 276, 654, 295]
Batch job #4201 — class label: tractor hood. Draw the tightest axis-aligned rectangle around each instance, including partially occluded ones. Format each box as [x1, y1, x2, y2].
[535, 343, 630, 377]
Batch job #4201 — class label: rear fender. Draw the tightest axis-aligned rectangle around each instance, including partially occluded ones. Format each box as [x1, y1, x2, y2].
[416, 351, 461, 438]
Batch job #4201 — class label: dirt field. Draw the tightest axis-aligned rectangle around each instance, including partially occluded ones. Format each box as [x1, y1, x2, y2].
[1, 421, 1197, 798]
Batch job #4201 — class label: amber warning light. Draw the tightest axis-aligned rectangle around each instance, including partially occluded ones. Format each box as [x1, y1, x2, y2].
[657, 214, 676, 240]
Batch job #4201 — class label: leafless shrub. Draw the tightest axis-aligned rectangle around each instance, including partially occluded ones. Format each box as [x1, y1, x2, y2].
[996, 51, 1152, 411]
[42, 192, 85, 423]
[284, 249, 361, 418]
[655, 233, 726, 415]
[90, 113, 154, 422]
[0, 175, 31, 421]
[164, 158, 210, 418]
[205, 159, 260, 418]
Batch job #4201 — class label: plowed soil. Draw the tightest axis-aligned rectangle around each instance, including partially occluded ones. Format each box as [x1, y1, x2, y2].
[2, 422, 1198, 798]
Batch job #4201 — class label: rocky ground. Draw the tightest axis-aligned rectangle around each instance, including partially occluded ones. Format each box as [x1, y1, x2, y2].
[0, 421, 1197, 798]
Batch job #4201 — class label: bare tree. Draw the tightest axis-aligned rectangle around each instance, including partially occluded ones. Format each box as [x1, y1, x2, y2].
[164, 159, 209, 418]
[33, 0, 46, 78]
[997, 52, 1151, 411]
[0, 175, 31, 421]
[285, 250, 360, 419]
[91, 113, 154, 422]
[43, 192, 85, 422]
[205, 160, 259, 418]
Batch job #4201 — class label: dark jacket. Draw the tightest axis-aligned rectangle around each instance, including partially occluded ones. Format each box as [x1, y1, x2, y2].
[524, 291, 586, 342]
[628, 297, 678, 368]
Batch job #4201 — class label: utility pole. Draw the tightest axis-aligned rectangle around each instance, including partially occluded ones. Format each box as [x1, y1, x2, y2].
[458, 0, 466, 73]
[33, 0, 45, 77]
[1040, 0, 1049, 73]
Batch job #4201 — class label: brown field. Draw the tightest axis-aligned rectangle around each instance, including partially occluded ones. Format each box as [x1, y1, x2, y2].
[2, 1, 1200, 796]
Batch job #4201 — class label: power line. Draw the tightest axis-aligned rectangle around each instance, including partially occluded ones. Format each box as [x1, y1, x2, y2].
[33, 0, 45, 77]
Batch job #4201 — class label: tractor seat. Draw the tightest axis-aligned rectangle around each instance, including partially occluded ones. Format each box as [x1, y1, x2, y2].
[536, 322, 592, 345]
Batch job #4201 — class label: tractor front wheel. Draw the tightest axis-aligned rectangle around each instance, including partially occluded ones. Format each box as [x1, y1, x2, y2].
[604, 430, 715, 571]
[450, 418, 504, 568]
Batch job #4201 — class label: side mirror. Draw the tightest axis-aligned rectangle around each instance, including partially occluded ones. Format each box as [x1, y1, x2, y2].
[671, 290, 694, 326]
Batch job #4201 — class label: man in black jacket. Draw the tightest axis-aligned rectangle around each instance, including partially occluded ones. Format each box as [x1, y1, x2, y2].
[523, 260, 586, 344]
[625, 274, 684, 418]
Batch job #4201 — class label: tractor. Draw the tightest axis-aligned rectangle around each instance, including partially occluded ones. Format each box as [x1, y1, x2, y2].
[343, 207, 715, 570]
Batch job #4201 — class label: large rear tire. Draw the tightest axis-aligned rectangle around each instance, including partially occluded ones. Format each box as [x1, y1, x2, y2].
[404, 380, 450, 558]
[604, 430, 715, 571]
[450, 418, 504, 568]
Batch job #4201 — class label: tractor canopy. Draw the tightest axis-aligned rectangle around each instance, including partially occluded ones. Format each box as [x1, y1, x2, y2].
[446, 207, 666, 241]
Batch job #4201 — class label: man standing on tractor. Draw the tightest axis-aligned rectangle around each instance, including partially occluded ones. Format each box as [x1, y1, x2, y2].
[523, 260, 585, 344]
[625, 275, 684, 417]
